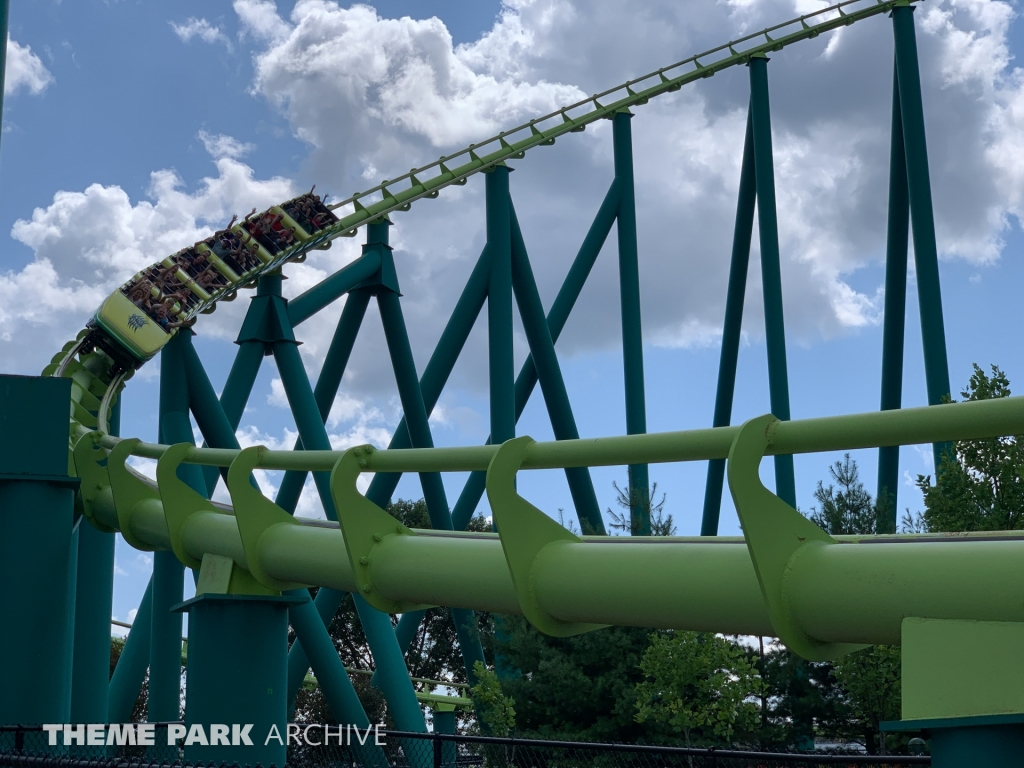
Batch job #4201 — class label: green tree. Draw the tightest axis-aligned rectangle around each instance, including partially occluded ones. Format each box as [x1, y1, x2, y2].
[914, 364, 1024, 533]
[809, 455, 886, 535]
[495, 617, 678, 743]
[800, 457, 901, 754]
[832, 645, 901, 754]
[634, 632, 761, 751]
[469, 661, 516, 736]
[606, 481, 675, 536]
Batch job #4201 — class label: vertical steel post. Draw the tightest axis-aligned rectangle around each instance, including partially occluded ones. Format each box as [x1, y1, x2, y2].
[701, 110, 757, 536]
[749, 55, 797, 508]
[71, 392, 118, 723]
[0, 376, 76, 727]
[876, 64, 911, 531]
[509, 206, 605, 534]
[70, 520, 115, 723]
[0, 0, 9, 158]
[613, 111, 651, 535]
[892, 5, 953, 473]
[152, 334, 202, 745]
[487, 166, 516, 449]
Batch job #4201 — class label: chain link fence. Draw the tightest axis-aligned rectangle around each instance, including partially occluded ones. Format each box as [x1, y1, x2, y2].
[0, 726, 930, 768]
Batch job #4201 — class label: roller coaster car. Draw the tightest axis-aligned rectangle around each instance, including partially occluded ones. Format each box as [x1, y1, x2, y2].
[281, 191, 339, 236]
[90, 289, 173, 366]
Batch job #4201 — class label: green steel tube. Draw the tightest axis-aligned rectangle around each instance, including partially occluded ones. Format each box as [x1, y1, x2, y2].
[748, 56, 796, 508]
[117, 392, 1024, 477]
[376, 251, 488, 685]
[877, 64, 911, 530]
[612, 112, 651, 535]
[287, 251, 383, 327]
[487, 167, 516, 449]
[509, 205, 605, 534]
[276, 289, 371, 513]
[107, 580, 153, 722]
[701, 108, 757, 536]
[787, 539, 1024, 645]
[892, 5, 953, 473]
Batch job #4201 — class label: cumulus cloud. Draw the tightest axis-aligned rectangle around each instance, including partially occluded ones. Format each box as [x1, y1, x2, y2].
[198, 130, 255, 159]
[5, 37, 54, 96]
[171, 17, 232, 49]
[228, 0, 1024, 379]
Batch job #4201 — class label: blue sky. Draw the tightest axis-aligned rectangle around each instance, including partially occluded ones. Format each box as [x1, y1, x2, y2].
[2, 0, 1023, 626]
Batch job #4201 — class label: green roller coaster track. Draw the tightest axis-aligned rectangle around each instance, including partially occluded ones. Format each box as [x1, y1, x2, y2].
[2, 0, 1023, 766]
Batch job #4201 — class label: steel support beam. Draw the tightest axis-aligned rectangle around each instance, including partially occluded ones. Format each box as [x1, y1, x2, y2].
[107, 581, 153, 723]
[701, 110, 757, 536]
[749, 56, 797, 508]
[876, 64, 911, 531]
[509, 205, 604, 534]
[487, 166, 516, 450]
[613, 111, 651, 534]
[892, 5, 952, 473]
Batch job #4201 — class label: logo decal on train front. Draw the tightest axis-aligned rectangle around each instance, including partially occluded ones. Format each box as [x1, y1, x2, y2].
[127, 314, 148, 332]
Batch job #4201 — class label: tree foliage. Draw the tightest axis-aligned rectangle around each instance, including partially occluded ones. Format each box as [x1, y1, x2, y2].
[634, 632, 761, 748]
[469, 661, 516, 736]
[914, 364, 1024, 533]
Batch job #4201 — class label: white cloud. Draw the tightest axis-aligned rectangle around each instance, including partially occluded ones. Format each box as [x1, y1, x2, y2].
[171, 17, 232, 49]
[198, 130, 255, 159]
[5, 37, 54, 96]
[229, 0, 1024, 371]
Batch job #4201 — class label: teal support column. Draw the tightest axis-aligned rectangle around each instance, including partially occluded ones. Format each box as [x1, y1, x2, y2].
[701, 110, 757, 536]
[892, 5, 953, 472]
[613, 111, 651, 535]
[108, 580, 153, 722]
[276, 289, 371, 513]
[72, 392, 118, 724]
[152, 336, 201, 739]
[749, 56, 797, 508]
[0, 375, 76, 727]
[877, 65, 911, 531]
[287, 251, 382, 327]
[487, 166, 516, 449]
[178, 594, 300, 768]
[432, 707, 457, 767]
[70, 523, 115, 723]
[509, 206, 605, 534]
[0, 0, 9, 158]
